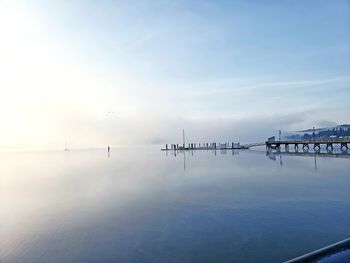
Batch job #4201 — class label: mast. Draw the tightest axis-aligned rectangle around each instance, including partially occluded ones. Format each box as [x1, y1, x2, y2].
[183, 129, 185, 148]
[64, 141, 69, 151]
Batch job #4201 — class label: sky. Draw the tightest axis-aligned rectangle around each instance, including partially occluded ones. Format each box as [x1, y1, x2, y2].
[0, 0, 349, 150]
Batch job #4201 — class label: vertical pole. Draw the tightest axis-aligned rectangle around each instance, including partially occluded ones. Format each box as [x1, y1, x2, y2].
[314, 155, 317, 170]
[183, 129, 185, 148]
[279, 130, 281, 141]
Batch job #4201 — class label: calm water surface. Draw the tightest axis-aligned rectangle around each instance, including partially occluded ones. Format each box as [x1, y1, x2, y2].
[1, 147, 350, 263]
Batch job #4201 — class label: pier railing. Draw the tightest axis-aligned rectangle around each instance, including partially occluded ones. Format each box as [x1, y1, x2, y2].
[266, 138, 350, 151]
[161, 142, 250, 151]
[267, 138, 350, 144]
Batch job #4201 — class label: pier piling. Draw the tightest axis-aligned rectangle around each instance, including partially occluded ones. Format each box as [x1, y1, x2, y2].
[266, 139, 349, 153]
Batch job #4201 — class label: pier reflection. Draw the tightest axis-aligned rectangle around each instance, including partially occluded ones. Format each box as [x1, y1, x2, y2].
[166, 149, 239, 157]
[266, 150, 350, 159]
[165, 147, 350, 171]
[266, 149, 350, 169]
[164, 148, 239, 171]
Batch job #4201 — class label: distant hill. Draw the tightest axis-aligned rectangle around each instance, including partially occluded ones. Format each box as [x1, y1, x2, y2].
[298, 127, 327, 133]
[287, 124, 350, 140]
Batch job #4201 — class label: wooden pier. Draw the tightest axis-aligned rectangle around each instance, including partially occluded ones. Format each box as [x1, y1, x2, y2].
[161, 142, 250, 151]
[162, 129, 267, 151]
[266, 139, 350, 152]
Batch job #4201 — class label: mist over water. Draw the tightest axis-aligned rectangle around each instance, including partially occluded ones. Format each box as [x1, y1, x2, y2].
[1, 147, 350, 263]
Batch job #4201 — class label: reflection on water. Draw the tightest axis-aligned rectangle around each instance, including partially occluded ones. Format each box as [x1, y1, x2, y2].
[266, 150, 350, 170]
[1, 147, 350, 263]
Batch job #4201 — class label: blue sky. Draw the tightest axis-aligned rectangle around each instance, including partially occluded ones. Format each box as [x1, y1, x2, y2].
[0, 0, 349, 149]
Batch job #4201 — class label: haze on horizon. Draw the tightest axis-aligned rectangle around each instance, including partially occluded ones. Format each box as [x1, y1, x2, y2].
[0, 0, 349, 150]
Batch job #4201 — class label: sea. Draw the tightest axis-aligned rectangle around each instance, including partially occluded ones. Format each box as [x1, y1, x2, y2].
[1, 146, 350, 263]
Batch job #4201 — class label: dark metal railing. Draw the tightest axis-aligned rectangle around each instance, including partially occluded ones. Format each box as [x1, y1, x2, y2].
[283, 237, 350, 263]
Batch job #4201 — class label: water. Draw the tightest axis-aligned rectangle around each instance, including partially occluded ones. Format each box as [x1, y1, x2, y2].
[1, 147, 350, 263]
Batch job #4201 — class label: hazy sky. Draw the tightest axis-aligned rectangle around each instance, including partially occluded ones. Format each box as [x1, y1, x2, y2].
[0, 0, 349, 150]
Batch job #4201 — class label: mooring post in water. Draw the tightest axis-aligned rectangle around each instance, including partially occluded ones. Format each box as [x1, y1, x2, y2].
[166, 144, 168, 150]
[232, 142, 234, 149]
